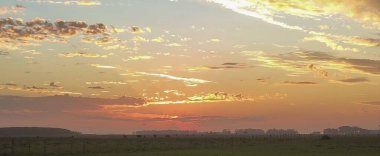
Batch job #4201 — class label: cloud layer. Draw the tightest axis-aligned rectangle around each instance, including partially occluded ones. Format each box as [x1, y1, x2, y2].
[0, 17, 109, 49]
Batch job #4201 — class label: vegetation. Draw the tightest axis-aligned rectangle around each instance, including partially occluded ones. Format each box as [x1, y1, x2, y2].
[0, 135, 379, 156]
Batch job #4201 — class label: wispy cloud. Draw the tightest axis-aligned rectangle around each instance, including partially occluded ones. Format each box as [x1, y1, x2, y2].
[137, 72, 211, 87]
[208, 0, 380, 29]
[208, 0, 304, 31]
[0, 83, 81, 95]
[187, 62, 253, 71]
[90, 64, 117, 69]
[23, 0, 101, 6]
[245, 50, 380, 76]
[331, 77, 371, 85]
[60, 52, 109, 58]
[283, 81, 318, 85]
[124, 56, 153, 61]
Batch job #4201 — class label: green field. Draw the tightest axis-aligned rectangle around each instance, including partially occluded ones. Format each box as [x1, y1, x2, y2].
[1, 135, 379, 156]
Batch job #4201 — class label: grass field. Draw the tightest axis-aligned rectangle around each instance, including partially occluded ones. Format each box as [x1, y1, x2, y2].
[1, 135, 379, 156]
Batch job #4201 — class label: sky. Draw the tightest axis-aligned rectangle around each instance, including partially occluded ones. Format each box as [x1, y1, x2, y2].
[0, 0, 380, 134]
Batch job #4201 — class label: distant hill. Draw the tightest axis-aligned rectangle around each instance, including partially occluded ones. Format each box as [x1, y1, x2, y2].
[0, 127, 81, 137]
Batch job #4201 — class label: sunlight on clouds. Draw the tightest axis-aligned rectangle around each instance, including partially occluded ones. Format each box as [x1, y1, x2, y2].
[60, 52, 109, 58]
[208, 0, 305, 31]
[24, 0, 101, 6]
[0, 83, 82, 95]
[304, 35, 359, 52]
[99, 106, 179, 120]
[90, 64, 117, 69]
[136, 72, 211, 87]
[245, 50, 380, 77]
[209, 0, 380, 29]
[124, 56, 153, 61]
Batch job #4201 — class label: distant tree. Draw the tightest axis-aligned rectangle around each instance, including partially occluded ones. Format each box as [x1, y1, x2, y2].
[321, 135, 331, 140]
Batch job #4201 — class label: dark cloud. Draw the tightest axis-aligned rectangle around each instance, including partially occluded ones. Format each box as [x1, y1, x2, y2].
[49, 82, 61, 88]
[88, 86, 104, 89]
[2, 83, 17, 86]
[302, 51, 380, 75]
[308, 64, 328, 77]
[283, 81, 318, 85]
[200, 62, 252, 70]
[251, 50, 380, 75]
[337, 77, 369, 83]
[222, 62, 240, 66]
[0, 83, 79, 95]
[0, 95, 145, 112]
[256, 78, 270, 83]
[130, 26, 141, 33]
[0, 17, 110, 48]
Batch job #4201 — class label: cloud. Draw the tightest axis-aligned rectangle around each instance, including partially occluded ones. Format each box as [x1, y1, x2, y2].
[209, 0, 380, 52]
[137, 72, 211, 87]
[336, 77, 369, 83]
[60, 52, 109, 58]
[23, 0, 101, 6]
[88, 86, 104, 89]
[188, 63, 252, 71]
[124, 56, 153, 61]
[0, 17, 110, 49]
[49, 82, 62, 88]
[0, 83, 81, 95]
[304, 31, 380, 52]
[0, 5, 25, 15]
[283, 81, 318, 85]
[245, 50, 380, 76]
[308, 64, 328, 78]
[85, 81, 127, 85]
[0, 50, 10, 56]
[129, 26, 151, 34]
[0, 95, 145, 115]
[97, 107, 179, 120]
[304, 35, 359, 52]
[208, 0, 304, 31]
[208, 0, 380, 29]
[90, 64, 117, 69]
[108, 92, 255, 108]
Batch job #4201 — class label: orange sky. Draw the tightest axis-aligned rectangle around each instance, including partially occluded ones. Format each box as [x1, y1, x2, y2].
[0, 0, 380, 134]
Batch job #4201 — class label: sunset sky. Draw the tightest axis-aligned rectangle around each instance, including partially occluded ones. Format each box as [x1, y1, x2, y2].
[0, 0, 380, 134]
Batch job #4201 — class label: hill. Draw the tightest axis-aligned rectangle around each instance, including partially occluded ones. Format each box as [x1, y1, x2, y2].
[0, 127, 81, 137]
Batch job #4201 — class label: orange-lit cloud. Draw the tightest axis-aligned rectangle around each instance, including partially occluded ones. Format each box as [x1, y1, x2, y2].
[0, 83, 81, 95]
[0, 18, 109, 49]
[283, 81, 318, 85]
[245, 50, 380, 76]
[90, 64, 117, 69]
[60, 52, 109, 58]
[137, 72, 211, 87]
[124, 56, 153, 61]
[187, 63, 252, 71]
